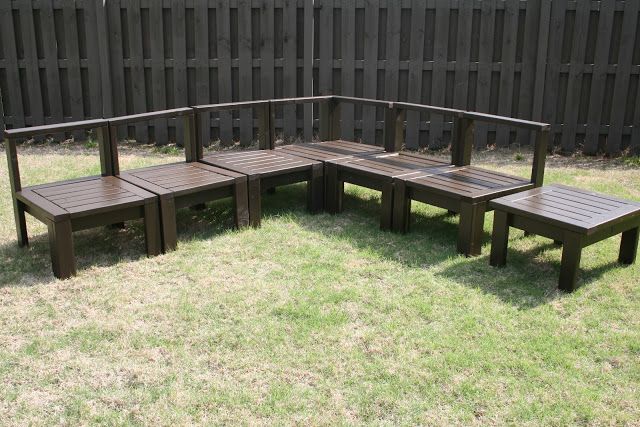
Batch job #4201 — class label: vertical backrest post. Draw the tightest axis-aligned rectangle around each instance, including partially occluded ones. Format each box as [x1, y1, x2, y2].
[193, 109, 204, 160]
[451, 115, 474, 166]
[5, 137, 21, 195]
[184, 111, 197, 162]
[107, 122, 121, 175]
[96, 125, 113, 176]
[319, 97, 340, 141]
[383, 105, 405, 152]
[257, 102, 274, 150]
[531, 128, 549, 187]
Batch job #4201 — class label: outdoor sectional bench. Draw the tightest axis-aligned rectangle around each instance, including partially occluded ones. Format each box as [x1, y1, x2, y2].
[107, 108, 249, 252]
[4, 120, 162, 279]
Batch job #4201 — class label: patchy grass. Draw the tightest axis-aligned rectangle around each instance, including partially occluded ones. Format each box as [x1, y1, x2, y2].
[0, 145, 639, 425]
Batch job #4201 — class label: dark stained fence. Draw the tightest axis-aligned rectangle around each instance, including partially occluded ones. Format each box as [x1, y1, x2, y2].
[1, 0, 640, 155]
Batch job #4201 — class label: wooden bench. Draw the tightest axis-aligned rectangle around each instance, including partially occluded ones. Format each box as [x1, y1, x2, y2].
[489, 185, 640, 292]
[108, 108, 249, 252]
[4, 120, 162, 279]
[193, 102, 323, 228]
[325, 152, 452, 230]
[391, 108, 551, 256]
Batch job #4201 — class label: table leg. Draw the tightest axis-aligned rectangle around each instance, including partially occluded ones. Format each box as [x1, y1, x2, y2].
[380, 182, 393, 231]
[307, 163, 323, 213]
[489, 210, 510, 267]
[233, 177, 250, 229]
[14, 199, 28, 247]
[48, 219, 76, 279]
[457, 201, 486, 256]
[159, 196, 178, 252]
[559, 233, 582, 292]
[325, 162, 340, 214]
[392, 179, 410, 233]
[619, 227, 639, 264]
[144, 202, 162, 256]
[248, 177, 262, 228]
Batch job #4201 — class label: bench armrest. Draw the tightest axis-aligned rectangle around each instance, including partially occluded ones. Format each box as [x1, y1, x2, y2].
[4, 119, 108, 140]
[108, 107, 193, 126]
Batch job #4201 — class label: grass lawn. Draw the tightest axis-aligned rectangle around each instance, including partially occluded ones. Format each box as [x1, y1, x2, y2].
[0, 143, 639, 425]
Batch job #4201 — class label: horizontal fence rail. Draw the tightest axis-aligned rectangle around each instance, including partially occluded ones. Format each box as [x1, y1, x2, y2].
[1, 0, 639, 155]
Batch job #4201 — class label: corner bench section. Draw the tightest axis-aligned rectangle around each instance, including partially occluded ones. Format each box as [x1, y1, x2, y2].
[489, 184, 640, 291]
[18, 176, 161, 279]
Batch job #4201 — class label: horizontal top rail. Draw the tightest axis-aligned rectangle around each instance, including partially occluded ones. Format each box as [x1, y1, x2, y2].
[331, 96, 393, 108]
[462, 111, 550, 131]
[193, 100, 270, 113]
[4, 119, 108, 139]
[109, 107, 193, 126]
[270, 96, 333, 106]
[392, 101, 464, 116]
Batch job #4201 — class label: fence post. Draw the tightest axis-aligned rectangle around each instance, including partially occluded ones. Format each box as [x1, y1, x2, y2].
[258, 102, 275, 150]
[319, 98, 341, 141]
[95, 0, 113, 118]
[383, 105, 404, 152]
[451, 115, 474, 166]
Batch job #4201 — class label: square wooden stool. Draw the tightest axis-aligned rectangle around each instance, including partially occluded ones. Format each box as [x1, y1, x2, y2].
[199, 150, 323, 227]
[393, 166, 532, 256]
[16, 176, 162, 279]
[489, 185, 640, 292]
[117, 162, 249, 252]
[324, 152, 452, 230]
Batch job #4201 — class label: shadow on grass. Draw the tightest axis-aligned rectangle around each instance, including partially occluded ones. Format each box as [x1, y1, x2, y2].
[260, 184, 621, 309]
[0, 198, 238, 288]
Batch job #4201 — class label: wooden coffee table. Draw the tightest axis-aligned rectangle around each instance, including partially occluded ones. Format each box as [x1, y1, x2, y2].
[489, 185, 640, 291]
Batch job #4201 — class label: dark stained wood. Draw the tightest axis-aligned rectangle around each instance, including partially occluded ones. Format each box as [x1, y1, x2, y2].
[489, 185, 640, 291]
[199, 150, 323, 227]
[277, 140, 383, 162]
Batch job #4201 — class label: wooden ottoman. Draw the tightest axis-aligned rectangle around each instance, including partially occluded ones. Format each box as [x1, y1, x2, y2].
[489, 185, 640, 292]
[199, 150, 323, 227]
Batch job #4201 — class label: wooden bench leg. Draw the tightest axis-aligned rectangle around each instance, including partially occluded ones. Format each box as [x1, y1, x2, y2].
[619, 227, 639, 264]
[248, 177, 262, 228]
[380, 182, 393, 231]
[325, 162, 340, 214]
[47, 219, 76, 279]
[307, 163, 323, 213]
[457, 201, 486, 256]
[144, 202, 162, 257]
[159, 196, 178, 252]
[489, 210, 510, 267]
[14, 199, 29, 247]
[392, 180, 410, 233]
[233, 178, 250, 229]
[559, 233, 582, 292]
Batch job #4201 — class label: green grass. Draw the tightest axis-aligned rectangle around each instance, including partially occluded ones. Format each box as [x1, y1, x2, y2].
[0, 145, 639, 425]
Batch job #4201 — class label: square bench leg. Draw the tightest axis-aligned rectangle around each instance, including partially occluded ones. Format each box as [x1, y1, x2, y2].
[248, 176, 262, 228]
[47, 219, 76, 279]
[234, 178, 250, 229]
[559, 233, 582, 292]
[380, 182, 393, 231]
[144, 202, 162, 257]
[490, 210, 510, 267]
[307, 163, 324, 213]
[14, 199, 29, 247]
[457, 201, 486, 256]
[392, 180, 411, 233]
[325, 162, 342, 214]
[159, 196, 178, 252]
[619, 226, 639, 264]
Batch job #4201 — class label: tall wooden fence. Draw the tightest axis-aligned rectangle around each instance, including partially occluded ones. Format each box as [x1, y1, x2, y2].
[1, 0, 640, 155]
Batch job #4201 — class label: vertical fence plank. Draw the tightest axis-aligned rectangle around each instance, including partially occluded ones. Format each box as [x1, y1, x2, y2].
[542, 1, 567, 148]
[63, 0, 86, 139]
[430, 0, 449, 147]
[0, 2, 24, 129]
[340, 0, 356, 141]
[608, 0, 639, 155]
[384, 1, 401, 103]
[405, 0, 425, 149]
[149, 0, 168, 144]
[453, 0, 472, 110]
[475, 0, 496, 148]
[496, 0, 518, 147]
[362, 0, 379, 145]
[530, 0, 550, 146]
[217, 0, 233, 144]
[584, 0, 615, 154]
[85, 0, 104, 120]
[172, 0, 187, 144]
[282, 0, 297, 140]
[260, 0, 275, 121]
[238, 0, 252, 146]
[128, 0, 148, 142]
[19, 1, 44, 128]
[303, 0, 313, 140]
[516, 0, 541, 145]
[318, 0, 333, 98]
[195, 0, 210, 147]
[39, 0, 64, 135]
[107, 0, 127, 138]
[560, 1, 590, 153]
